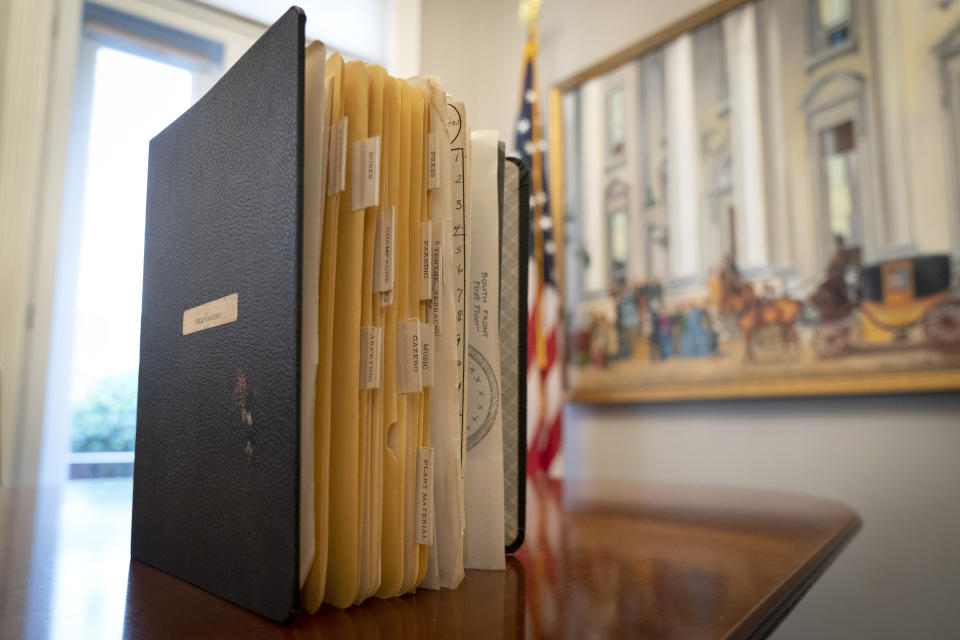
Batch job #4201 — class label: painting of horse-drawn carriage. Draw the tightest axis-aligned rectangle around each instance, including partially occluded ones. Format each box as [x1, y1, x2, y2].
[811, 253, 960, 359]
[566, 247, 960, 401]
[552, 0, 960, 402]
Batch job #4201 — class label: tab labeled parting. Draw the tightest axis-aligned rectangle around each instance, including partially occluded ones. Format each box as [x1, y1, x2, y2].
[420, 221, 432, 300]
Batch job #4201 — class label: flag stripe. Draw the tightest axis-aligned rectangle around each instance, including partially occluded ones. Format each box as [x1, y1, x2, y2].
[517, 19, 562, 476]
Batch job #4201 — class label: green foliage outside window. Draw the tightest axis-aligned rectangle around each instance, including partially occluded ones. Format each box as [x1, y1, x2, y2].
[71, 371, 138, 452]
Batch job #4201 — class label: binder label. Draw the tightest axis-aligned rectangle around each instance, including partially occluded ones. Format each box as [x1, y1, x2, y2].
[351, 135, 381, 211]
[374, 207, 395, 294]
[420, 221, 432, 300]
[182, 293, 238, 336]
[431, 220, 443, 336]
[327, 117, 347, 195]
[427, 131, 440, 190]
[415, 446, 435, 545]
[359, 326, 382, 390]
[420, 321, 434, 387]
[397, 318, 422, 393]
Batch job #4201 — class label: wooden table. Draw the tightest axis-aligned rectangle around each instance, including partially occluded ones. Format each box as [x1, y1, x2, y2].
[0, 476, 858, 639]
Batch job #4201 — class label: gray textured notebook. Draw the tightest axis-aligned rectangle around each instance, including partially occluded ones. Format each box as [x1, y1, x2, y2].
[501, 157, 529, 553]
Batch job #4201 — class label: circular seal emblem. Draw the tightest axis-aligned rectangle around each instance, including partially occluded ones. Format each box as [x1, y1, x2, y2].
[466, 345, 499, 451]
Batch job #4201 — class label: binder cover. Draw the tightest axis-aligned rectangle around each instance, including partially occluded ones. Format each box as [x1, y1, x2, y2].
[132, 7, 305, 623]
[501, 157, 528, 553]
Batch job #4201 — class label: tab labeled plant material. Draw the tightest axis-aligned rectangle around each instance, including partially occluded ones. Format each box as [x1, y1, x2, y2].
[351, 135, 381, 211]
[326, 117, 348, 194]
[415, 446, 435, 545]
[397, 318, 422, 393]
[374, 206, 396, 294]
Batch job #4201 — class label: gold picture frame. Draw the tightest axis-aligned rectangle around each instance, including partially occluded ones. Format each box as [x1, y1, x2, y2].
[550, 0, 960, 403]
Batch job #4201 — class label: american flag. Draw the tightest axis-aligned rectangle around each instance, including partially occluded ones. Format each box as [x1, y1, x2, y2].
[515, 19, 563, 476]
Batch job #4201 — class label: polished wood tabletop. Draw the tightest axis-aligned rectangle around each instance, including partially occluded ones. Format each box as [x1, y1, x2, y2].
[0, 476, 858, 639]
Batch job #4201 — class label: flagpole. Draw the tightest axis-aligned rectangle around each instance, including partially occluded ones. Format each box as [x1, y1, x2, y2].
[519, 0, 552, 473]
[529, 27, 548, 376]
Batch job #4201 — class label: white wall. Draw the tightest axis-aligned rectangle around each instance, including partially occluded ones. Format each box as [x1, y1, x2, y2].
[419, 1, 960, 638]
[420, 0, 525, 143]
[0, 0, 58, 486]
[421, 0, 713, 145]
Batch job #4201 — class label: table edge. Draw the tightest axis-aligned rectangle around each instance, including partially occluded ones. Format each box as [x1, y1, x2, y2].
[732, 509, 862, 640]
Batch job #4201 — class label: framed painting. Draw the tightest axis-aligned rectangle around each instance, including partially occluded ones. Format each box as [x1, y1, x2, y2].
[549, 0, 960, 402]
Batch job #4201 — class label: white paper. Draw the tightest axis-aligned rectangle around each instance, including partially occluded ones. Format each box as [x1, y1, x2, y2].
[448, 102, 470, 467]
[299, 41, 327, 587]
[463, 130, 505, 571]
[410, 78, 467, 590]
[440, 98, 469, 590]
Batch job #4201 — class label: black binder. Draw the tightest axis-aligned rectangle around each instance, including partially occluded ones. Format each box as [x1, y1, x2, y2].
[132, 7, 305, 622]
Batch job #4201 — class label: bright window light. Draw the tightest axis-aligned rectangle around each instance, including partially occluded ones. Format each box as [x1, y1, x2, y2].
[66, 46, 192, 468]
